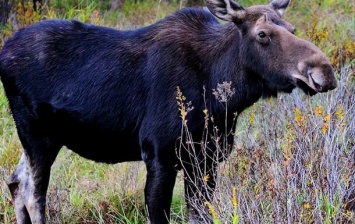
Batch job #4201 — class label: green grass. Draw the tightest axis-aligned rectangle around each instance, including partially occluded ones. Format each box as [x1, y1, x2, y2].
[1, 0, 355, 223]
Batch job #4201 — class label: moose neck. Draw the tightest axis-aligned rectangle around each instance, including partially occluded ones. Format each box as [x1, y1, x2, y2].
[203, 23, 265, 123]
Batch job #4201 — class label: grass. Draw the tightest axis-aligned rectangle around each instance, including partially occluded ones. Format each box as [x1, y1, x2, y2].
[0, 0, 355, 223]
[45, 151, 149, 223]
[219, 65, 355, 223]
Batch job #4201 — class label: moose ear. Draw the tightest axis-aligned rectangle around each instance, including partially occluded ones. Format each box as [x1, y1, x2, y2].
[269, 0, 291, 16]
[204, 0, 245, 22]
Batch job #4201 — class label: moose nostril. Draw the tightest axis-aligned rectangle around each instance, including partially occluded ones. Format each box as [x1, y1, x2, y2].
[322, 64, 337, 90]
[329, 79, 337, 90]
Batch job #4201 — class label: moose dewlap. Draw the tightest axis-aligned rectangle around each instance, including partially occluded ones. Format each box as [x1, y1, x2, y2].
[0, 0, 337, 223]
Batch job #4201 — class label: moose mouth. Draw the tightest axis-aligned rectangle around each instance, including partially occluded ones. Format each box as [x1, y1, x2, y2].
[292, 72, 321, 96]
[295, 79, 318, 96]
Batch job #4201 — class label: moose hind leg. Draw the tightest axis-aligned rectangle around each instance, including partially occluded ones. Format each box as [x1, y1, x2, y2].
[6, 153, 32, 224]
[7, 140, 60, 224]
[6, 96, 62, 223]
[7, 152, 51, 224]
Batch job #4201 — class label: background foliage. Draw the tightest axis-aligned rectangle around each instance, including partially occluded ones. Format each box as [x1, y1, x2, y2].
[0, 0, 354, 223]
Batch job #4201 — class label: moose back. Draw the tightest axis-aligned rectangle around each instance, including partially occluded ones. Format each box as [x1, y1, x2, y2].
[0, 0, 337, 223]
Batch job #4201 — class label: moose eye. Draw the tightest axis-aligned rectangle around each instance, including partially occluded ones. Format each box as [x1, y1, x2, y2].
[257, 31, 270, 45]
[258, 31, 267, 38]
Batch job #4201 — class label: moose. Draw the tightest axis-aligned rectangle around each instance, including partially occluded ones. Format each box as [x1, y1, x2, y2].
[0, 0, 337, 223]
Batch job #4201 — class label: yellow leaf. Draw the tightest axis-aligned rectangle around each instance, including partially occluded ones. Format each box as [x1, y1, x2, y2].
[303, 202, 311, 209]
[315, 105, 324, 116]
[336, 105, 344, 121]
[204, 174, 210, 182]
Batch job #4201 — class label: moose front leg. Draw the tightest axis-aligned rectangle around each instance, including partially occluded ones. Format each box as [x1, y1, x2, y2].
[144, 162, 178, 224]
[141, 138, 178, 224]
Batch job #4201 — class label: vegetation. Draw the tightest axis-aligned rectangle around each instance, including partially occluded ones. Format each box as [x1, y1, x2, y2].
[0, 0, 354, 223]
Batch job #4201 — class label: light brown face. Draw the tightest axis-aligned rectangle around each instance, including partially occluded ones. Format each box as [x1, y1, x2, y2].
[205, 0, 337, 95]
[247, 14, 337, 95]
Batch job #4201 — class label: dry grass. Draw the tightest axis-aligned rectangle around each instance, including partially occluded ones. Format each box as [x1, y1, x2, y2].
[204, 64, 355, 223]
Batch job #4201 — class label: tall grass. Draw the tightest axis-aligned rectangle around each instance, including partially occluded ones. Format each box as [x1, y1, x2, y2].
[202, 64, 354, 223]
[0, 0, 354, 223]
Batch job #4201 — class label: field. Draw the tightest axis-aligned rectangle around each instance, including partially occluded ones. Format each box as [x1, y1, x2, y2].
[0, 0, 354, 223]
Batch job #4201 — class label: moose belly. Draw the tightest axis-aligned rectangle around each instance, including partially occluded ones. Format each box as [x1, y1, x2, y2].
[38, 106, 143, 164]
[63, 130, 143, 164]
